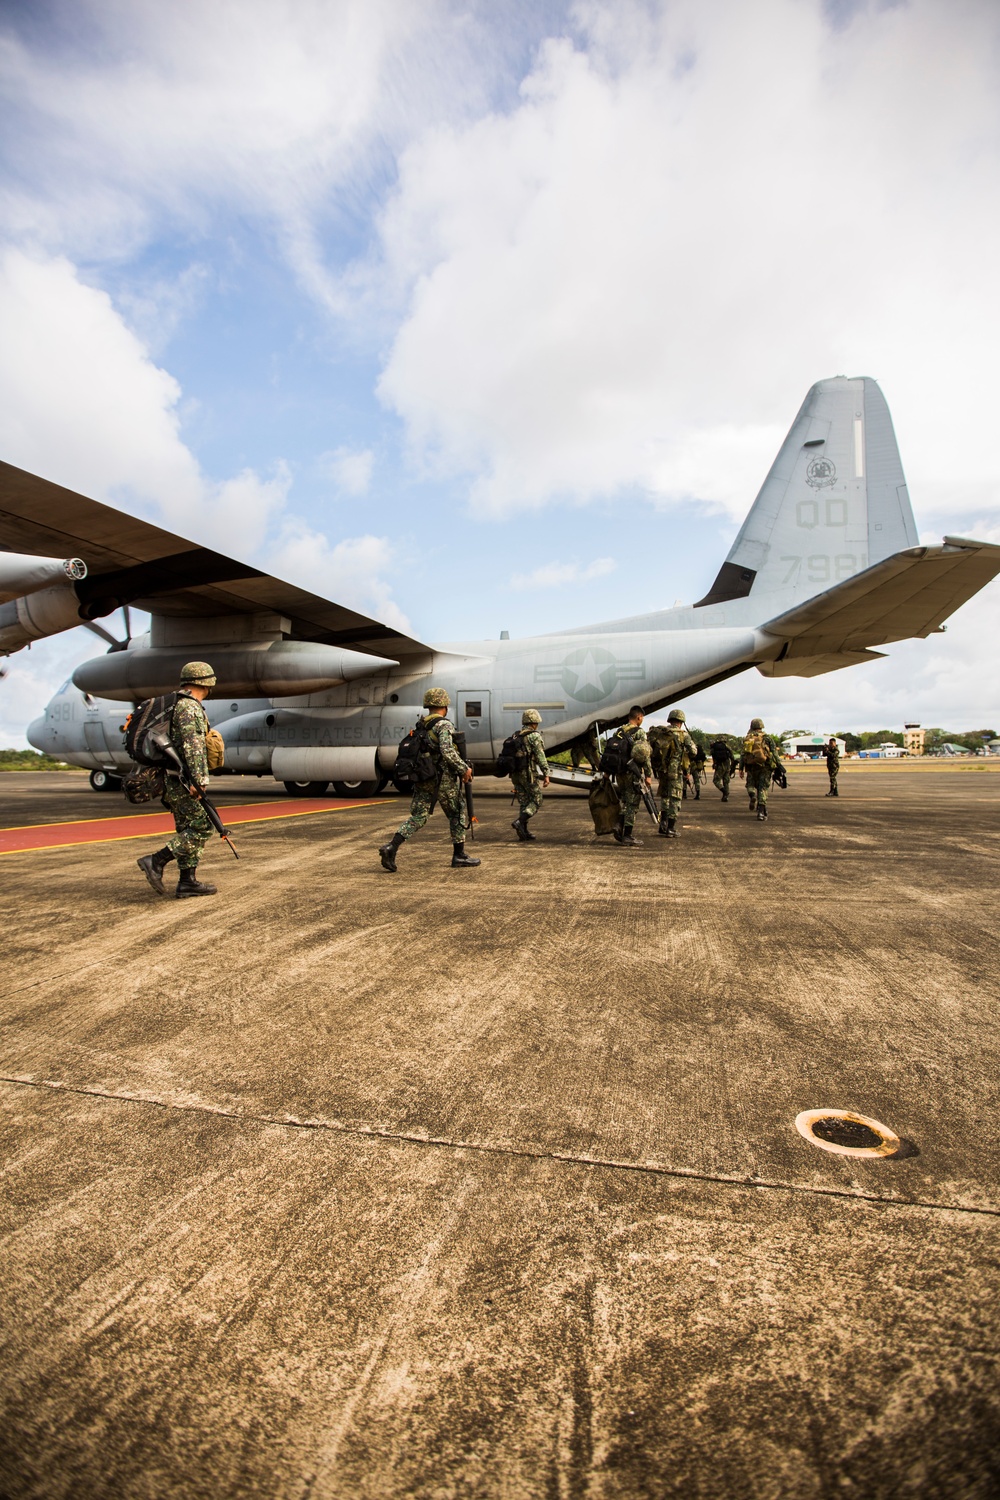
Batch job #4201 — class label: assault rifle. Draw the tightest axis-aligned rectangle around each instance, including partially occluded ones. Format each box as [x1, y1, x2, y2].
[149, 730, 240, 859]
[641, 783, 659, 823]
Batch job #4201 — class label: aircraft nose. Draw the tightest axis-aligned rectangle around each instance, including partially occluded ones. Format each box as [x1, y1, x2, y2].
[26, 715, 49, 751]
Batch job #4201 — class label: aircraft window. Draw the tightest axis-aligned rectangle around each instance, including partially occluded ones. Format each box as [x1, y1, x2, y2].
[465, 701, 482, 717]
[389, 693, 399, 703]
[230, 703, 239, 713]
[58, 679, 71, 694]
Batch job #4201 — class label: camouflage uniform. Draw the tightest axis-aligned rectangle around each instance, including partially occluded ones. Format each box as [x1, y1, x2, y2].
[740, 726, 781, 817]
[649, 722, 698, 826]
[511, 728, 549, 819]
[568, 728, 600, 773]
[710, 740, 736, 800]
[825, 739, 840, 796]
[614, 724, 651, 831]
[162, 694, 213, 870]
[685, 744, 706, 800]
[137, 661, 219, 899]
[396, 715, 469, 844]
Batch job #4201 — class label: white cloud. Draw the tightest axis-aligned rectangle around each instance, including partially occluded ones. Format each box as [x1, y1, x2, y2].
[0, 0, 534, 304]
[0, 248, 290, 552]
[510, 556, 616, 590]
[321, 446, 375, 497]
[374, 0, 1000, 520]
[269, 522, 412, 636]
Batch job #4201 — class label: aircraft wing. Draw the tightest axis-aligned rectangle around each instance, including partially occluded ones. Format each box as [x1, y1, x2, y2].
[0, 460, 431, 657]
[756, 537, 1000, 676]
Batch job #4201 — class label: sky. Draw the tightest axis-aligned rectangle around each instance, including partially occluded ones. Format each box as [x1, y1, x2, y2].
[1, 0, 999, 745]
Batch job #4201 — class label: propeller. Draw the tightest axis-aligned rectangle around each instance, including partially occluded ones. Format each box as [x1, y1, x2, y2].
[82, 602, 134, 653]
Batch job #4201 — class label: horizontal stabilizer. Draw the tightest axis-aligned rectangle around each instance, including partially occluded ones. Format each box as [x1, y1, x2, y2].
[757, 649, 886, 679]
[757, 537, 1000, 673]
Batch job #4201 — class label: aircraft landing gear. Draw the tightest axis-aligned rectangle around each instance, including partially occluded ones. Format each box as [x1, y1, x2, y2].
[89, 769, 122, 792]
[282, 780, 330, 796]
[331, 779, 381, 797]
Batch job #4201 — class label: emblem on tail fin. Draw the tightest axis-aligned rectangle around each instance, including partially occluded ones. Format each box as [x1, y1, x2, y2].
[806, 456, 837, 488]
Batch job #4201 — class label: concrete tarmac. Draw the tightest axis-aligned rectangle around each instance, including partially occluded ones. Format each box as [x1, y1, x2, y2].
[1, 767, 999, 1498]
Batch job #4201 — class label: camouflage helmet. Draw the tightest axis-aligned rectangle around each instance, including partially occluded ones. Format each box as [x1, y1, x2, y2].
[521, 708, 541, 726]
[180, 660, 217, 687]
[667, 707, 686, 723]
[750, 717, 764, 730]
[423, 687, 450, 708]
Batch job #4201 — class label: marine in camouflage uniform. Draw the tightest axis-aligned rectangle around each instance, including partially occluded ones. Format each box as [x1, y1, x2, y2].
[137, 661, 219, 899]
[684, 742, 706, 800]
[611, 706, 652, 846]
[379, 688, 480, 871]
[710, 738, 736, 801]
[649, 709, 698, 838]
[568, 727, 600, 773]
[511, 709, 550, 841]
[825, 737, 841, 796]
[739, 717, 781, 822]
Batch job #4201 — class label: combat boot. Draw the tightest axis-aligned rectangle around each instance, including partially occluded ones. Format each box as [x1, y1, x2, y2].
[137, 846, 174, 896]
[175, 866, 217, 898]
[657, 818, 671, 838]
[748, 797, 757, 812]
[621, 825, 642, 846]
[521, 816, 537, 841]
[379, 832, 404, 871]
[665, 817, 678, 838]
[756, 807, 768, 822]
[451, 843, 481, 868]
[721, 794, 729, 803]
[612, 817, 625, 844]
[511, 815, 530, 842]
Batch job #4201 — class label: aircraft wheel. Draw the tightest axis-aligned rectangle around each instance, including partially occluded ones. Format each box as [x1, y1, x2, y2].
[89, 769, 121, 792]
[282, 780, 330, 796]
[331, 779, 381, 797]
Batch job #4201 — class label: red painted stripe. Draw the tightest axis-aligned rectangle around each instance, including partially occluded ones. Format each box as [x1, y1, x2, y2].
[0, 799, 381, 855]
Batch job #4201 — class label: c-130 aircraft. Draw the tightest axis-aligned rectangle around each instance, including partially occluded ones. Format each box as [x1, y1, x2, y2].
[6, 376, 999, 794]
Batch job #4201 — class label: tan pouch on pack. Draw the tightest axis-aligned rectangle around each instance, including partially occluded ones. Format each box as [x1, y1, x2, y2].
[205, 728, 226, 770]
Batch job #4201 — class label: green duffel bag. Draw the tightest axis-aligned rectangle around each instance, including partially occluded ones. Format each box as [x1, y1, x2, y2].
[588, 775, 621, 835]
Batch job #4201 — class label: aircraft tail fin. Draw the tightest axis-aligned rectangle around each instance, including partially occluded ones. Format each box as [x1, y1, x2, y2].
[694, 377, 918, 609]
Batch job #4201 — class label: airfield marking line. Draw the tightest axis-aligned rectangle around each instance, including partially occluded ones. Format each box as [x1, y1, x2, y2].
[0, 799, 382, 855]
[3, 1074, 997, 1222]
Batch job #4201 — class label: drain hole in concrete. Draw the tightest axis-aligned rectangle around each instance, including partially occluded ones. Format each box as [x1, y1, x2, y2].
[812, 1117, 882, 1151]
[794, 1108, 900, 1158]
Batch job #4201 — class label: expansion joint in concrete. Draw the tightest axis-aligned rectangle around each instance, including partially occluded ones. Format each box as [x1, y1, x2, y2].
[2, 1072, 997, 1220]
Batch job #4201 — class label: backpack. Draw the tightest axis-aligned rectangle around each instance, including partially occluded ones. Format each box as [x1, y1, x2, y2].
[122, 765, 166, 804]
[496, 730, 530, 778]
[710, 739, 730, 763]
[744, 731, 770, 766]
[394, 717, 441, 788]
[598, 727, 634, 777]
[123, 693, 182, 769]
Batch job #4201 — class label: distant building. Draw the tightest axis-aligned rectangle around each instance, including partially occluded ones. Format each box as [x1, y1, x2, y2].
[903, 724, 925, 755]
[785, 733, 846, 759]
[934, 742, 970, 756]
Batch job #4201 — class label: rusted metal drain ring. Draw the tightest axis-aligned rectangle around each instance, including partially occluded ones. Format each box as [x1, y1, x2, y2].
[795, 1108, 900, 1158]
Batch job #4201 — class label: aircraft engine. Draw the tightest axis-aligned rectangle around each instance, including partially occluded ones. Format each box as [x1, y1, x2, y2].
[72, 642, 399, 700]
[0, 583, 89, 651]
[0, 552, 87, 606]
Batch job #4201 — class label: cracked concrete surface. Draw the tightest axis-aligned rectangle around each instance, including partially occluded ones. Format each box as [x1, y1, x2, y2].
[1, 766, 999, 1497]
